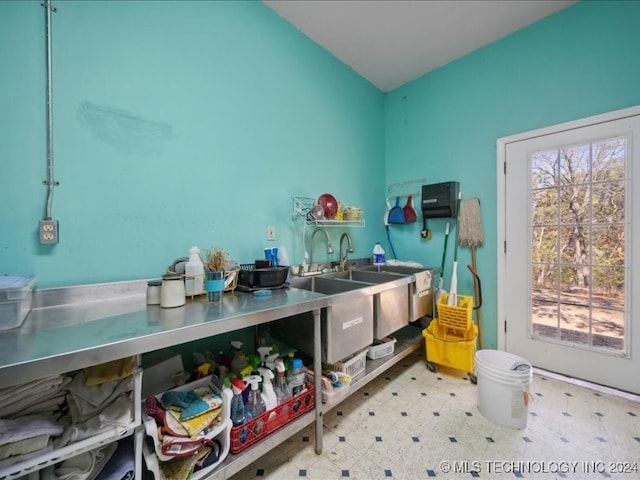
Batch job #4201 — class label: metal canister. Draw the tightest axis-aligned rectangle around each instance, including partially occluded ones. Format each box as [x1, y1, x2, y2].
[146, 280, 162, 305]
[160, 274, 186, 308]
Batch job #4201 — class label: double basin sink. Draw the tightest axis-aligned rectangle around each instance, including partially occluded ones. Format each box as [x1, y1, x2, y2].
[269, 265, 435, 364]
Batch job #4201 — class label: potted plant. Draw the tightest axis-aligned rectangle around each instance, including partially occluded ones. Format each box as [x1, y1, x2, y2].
[202, 248, 229, 301]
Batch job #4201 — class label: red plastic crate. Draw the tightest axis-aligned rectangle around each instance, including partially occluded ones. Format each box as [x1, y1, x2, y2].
[230, 382, 314, 454]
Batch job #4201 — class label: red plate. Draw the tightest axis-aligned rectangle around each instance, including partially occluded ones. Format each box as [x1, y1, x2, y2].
[317, 193, 338, 219]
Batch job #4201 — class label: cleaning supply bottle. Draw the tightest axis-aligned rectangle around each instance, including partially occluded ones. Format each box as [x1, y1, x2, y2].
[229, 378, 247, 427]
[257, 346, 273, 368]
[185, 246, 205, 296]
[286, 358, 306, 396]
[372, 242, 386, 266]
[258, 368, 277, 411]
[244, 375, 266, 419]
[230, 341, 249, 375]
[283, 350, 296, 371]
[273, 359, 292, 405]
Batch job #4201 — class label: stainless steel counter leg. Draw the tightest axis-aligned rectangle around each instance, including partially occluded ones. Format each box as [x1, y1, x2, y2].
[313, 307, 323, 454]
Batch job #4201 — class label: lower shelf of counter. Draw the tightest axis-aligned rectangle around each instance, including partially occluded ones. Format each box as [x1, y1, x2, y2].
[321, 324, 425, 411]
[205, 410, 317, 480]
[199, 324, 424, 480]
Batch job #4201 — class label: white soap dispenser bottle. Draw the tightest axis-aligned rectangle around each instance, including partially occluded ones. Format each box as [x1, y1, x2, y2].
[185, 246, 204, 296]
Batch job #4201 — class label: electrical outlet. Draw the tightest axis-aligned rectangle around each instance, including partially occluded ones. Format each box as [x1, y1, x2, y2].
[39, 219, 59, 244]
[267, 225, 276, 241]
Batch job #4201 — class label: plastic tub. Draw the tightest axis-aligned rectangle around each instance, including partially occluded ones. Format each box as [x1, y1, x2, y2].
[475, 349, 532, 429]
[0, 275, 36, 331]
[367, 336, 396, 360]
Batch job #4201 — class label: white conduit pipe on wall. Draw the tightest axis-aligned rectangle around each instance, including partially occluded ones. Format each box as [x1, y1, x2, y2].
[43, 0, 58, 220]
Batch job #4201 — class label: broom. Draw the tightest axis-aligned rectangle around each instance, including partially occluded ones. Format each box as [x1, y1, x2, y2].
[458, 198, 484, 348]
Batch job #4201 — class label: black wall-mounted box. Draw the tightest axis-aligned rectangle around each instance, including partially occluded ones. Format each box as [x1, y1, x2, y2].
[421, 181, 459, 218]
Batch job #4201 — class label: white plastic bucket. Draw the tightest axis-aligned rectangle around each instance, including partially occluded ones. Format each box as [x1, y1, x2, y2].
[475, 349, 532, 429]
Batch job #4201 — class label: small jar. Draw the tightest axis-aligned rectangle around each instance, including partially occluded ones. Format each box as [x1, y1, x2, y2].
[146, 280, 162, 305]
[160, 274, 186, 308]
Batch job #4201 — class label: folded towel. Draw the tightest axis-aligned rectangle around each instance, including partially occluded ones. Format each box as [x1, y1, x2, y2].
[0, 375, 67, 404]
[53, 441, 117, 480]
[0, 433, 50, 460]
[0, 376, 71, 419]
[68, 372, 133, 409]
[83, 357, 135, 387]
[166, 404, 223, 438]
[17, 393, 67, 418]
[67, 374, 133, 424]
[413, 270, 432, 292]
[0, 415, 63, 447]
[160, 387, 223, 421]
[159, 446, 208, 480]
[0, 443, 54, 470]
[144, 396, 189, 437]
[55, 394, 133, 448]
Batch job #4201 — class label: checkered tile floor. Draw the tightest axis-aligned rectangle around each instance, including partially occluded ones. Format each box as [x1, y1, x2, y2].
[230, 349, 640, 479]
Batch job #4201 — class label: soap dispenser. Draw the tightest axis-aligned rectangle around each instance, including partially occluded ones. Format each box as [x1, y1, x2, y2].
[185, 246, 205, 296]
[244, 375, 266, 419]
[258, 368, 277, 411]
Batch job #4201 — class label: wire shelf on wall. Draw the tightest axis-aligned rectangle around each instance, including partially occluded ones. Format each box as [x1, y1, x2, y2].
[292, 196, 365, 227]
[386, 177, 426, 199]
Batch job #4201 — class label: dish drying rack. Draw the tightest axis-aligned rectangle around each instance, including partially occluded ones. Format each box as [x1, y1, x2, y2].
[292, 196, 365, 227]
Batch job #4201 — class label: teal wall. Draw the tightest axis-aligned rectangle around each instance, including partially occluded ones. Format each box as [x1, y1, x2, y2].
[385, 0, 640, 348]
[0, 0, 385, 287]
[3, 1, 640, 349]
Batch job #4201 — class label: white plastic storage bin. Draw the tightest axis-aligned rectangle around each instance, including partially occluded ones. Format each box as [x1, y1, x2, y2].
[324, 348, 368, 379]
[0, 275, 36, 331]
[143, 420, 231, 480]
[142, 375, 232, 479]
[367, 336, 396, 360]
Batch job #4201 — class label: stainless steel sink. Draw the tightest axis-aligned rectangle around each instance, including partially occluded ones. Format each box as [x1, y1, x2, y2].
[358, 265, 437, 322]
[287, 275, 371, 296]
[323, 270, 404, 284]
[270, 276, 375, 364]
[325, 270, 411, 339]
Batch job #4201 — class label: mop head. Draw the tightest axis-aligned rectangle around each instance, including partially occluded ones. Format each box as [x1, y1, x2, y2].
[458, 198, 484, 247]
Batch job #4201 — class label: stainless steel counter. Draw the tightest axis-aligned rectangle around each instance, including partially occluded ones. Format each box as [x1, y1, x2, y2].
[0, 280, 330, 388]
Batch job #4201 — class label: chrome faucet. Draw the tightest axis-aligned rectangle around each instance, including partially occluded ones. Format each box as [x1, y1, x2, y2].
[339, 232, 354, 271]
[309, 228, 334, 267]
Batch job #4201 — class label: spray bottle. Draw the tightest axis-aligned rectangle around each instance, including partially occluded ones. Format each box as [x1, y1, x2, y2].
[258, 368, 277, 411]
[244, 375, 266, 419]
[257, 346, 273, 368]
[273, 359, 292, 405]
[230, 341, 249, 375]
[229, 377, 247, 427]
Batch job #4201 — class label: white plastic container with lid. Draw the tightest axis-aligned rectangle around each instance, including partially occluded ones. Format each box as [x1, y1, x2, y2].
[185, 246, 204, 296]
[372, 243, 386, 266]
[146, 280, 162, 305]
[0, 275, 36, 331]
[160, 274, 186, 308]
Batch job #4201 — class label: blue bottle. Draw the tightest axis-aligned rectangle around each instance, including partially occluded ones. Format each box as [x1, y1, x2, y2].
[230, 378, 246, 427]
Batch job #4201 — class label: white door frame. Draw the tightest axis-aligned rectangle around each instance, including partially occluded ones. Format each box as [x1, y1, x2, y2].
[496, 104, 640, 351]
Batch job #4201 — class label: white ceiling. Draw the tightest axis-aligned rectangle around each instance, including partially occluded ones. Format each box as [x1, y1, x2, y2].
[263, 0, 577, 92]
